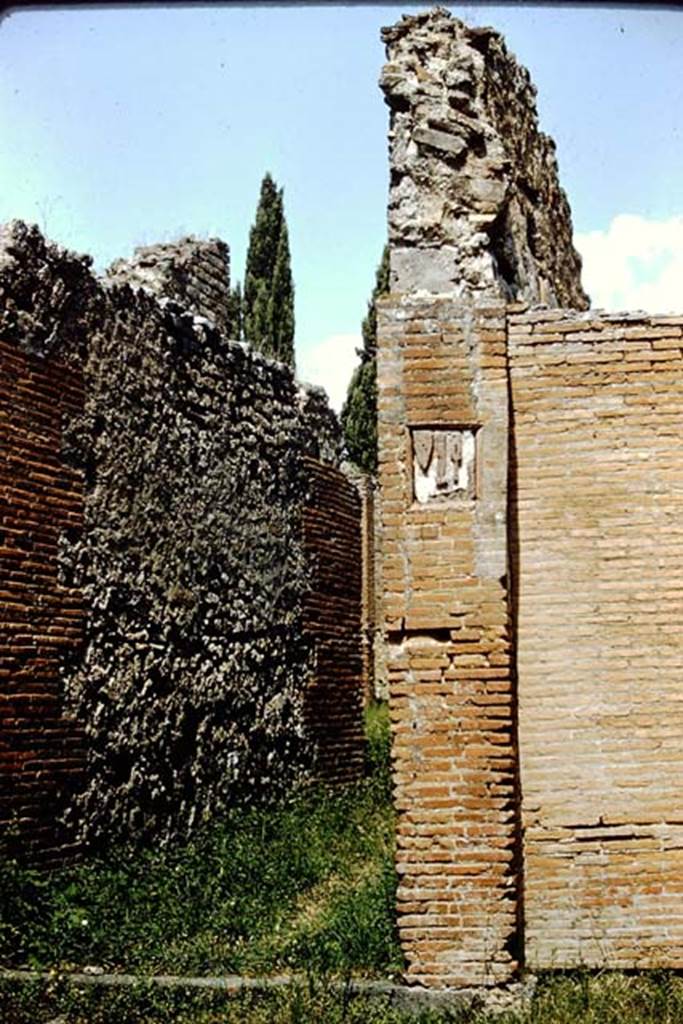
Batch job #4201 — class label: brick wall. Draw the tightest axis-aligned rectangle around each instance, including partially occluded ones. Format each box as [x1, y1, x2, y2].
[377, 297, 683, 983]
[303, 457, 365, 782]
[377, 3, 683, 989]
[509, 308, 683, 969]
[377, 296, 520, 988]
[0, 340, 86, 863]
[360, 477, 379, 701]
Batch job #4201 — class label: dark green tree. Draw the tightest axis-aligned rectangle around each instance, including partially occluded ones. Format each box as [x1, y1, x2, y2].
[243, 172, 295, 366]
[226, 282, 243, 340]
[341, 245, 390, 474]
[268, 220, 295, 366]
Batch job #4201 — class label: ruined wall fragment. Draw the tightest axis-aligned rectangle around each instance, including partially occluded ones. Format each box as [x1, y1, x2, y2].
[107, 236, 232, 337]
[0, 222, 363, 856]
[377, 297, 520, 988]
[0, 220, 102, 364]
[381, 8, 589, 308]
[377, 1, 683, 991]
[376, 7, 591, 989]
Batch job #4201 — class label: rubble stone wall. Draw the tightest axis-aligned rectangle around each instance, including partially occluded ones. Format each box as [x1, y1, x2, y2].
[509, 308, 683, 969]
[0, 221, 364, 858]
[381, 8, 588, 309]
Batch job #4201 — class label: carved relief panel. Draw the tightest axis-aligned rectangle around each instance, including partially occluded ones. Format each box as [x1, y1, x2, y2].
[411, 427, 476, 503]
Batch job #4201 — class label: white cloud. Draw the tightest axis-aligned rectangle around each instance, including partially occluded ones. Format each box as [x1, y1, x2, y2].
[575, 214, 683, 315]
[297, 333, 362, 413]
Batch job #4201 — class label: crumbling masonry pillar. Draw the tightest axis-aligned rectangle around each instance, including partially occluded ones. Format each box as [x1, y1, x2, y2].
[377, 8, 587, 987]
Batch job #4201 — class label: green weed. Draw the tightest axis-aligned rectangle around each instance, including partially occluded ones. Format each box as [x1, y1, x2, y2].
[0, 701, 399, 979]
[528, 970, 683, 1023]
[0, 974, 469, 1024]
[4, 971, 683, 1024]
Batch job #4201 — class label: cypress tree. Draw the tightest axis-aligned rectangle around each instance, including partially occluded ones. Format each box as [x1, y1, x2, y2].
[243, 172, 295, 366]
[341, 246, 390, 474]
[360, 244, 390, 360]
[226, 282, 243, 340]
[268, 220, 295, 367]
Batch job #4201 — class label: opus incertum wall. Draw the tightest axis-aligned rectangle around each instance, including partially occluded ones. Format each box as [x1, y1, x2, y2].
[378, 7, 683, 989]
[0, 220, 365, 862]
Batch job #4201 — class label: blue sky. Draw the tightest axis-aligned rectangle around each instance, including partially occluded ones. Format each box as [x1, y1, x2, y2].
[1, 4, 682, 408]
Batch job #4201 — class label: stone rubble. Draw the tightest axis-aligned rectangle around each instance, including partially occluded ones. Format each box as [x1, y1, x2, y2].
[381, 8, 589, 308]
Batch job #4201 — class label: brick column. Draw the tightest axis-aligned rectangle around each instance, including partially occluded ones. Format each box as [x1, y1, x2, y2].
[302, 457, 365, 783]
[377, 296, 520, 988]
[0, 341, 86, 863]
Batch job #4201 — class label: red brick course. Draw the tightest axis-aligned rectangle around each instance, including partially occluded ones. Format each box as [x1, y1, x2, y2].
[509, 309, 683, 969]
[0, 339, 86, 864]
[303, 457, 365, 783]
[377, 298, 520, 988]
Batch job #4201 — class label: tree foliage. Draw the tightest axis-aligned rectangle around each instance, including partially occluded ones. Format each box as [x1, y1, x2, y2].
[226, 282, 242, 341]
[341, 246, 390, 474]
[242, 173, 295, 366]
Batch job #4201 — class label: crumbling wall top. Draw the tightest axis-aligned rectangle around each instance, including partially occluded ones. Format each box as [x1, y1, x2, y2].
[381, 7, 589, 309]
[0, 220, 102, 364]
[106, 236, 233, 337]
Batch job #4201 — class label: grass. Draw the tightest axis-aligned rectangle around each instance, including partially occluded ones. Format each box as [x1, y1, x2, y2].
[4, 971, 683, 1024]
[1, 701, 401, 980]
[1, 973, 459, 1024]
[5, 707, 683, 1021]
[528, 971, 683, 1022]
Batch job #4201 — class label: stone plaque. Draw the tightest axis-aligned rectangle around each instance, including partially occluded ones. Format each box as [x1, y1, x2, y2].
[411, 427, 476, 503]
